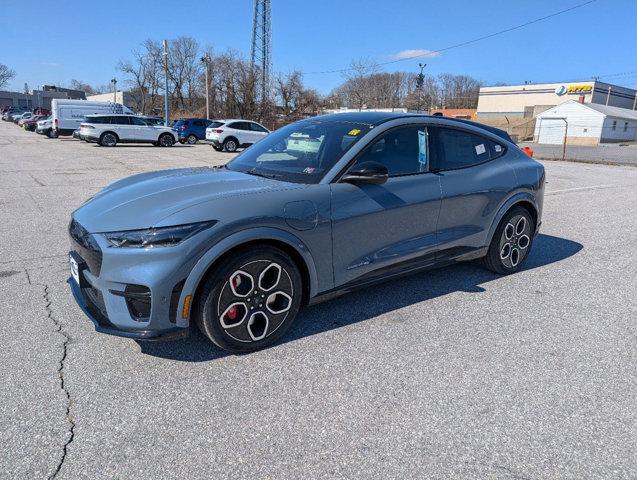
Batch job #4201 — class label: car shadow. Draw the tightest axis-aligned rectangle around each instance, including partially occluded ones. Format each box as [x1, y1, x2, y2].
[138, 234, 583, 362]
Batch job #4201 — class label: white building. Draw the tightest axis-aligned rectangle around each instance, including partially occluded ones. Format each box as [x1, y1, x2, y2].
[477, 81, 637, 119]
[534, 100, 637, 145]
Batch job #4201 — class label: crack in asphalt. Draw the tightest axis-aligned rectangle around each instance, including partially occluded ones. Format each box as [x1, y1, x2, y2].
[43, 284, 75, 480]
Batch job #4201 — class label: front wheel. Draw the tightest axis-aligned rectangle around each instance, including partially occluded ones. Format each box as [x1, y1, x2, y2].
[482, 207, 534, 274]
[159, 133, 174, 147]
[195, 246, 303, 353]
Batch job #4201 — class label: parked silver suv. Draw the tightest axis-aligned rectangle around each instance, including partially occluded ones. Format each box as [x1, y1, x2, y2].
[80, 114, 177, 147]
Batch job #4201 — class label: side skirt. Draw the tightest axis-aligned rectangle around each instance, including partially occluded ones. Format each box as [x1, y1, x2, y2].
[308, 246, 488, 306]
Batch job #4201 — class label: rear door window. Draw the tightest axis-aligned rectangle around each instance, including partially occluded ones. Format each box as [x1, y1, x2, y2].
[430, 127, 493, 171]
[250, 122, 268, 133]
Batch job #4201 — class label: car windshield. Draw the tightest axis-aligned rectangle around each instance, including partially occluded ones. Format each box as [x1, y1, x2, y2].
[225, 119, 372, 184]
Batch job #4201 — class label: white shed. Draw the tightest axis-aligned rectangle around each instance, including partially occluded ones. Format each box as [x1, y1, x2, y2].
[534, 100, 637, 145]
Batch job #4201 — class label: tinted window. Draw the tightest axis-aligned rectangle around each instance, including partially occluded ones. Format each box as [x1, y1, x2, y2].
[108, 116, 129, 125]
[130, 116, 148, 126]
[193, 120, 205, 127]
[249, 122, 268, 133]
[209, 121, 225, 128]
[353, 126, 429, 176]
[431, 128, 494, 170]
[228, 122, 248, 130]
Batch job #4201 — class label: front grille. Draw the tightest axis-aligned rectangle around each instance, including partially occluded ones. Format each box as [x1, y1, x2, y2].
[69, 219, 103, 275]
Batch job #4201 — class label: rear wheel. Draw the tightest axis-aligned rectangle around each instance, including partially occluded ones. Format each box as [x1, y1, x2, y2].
[159, 133, 174, 147]
[222, 138, 238, 152]
[99, 132, 118, 147]
[186, 134, 197, 145]
[482, 206, 534, 274]
[48, 129, 58, 139]
[195, 246, 303, 353]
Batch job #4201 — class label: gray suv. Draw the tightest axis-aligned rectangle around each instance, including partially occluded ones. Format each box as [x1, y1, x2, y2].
[68, 112, 544, 353]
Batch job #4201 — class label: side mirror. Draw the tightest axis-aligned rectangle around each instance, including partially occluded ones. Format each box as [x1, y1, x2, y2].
[341, 161, 389, 185]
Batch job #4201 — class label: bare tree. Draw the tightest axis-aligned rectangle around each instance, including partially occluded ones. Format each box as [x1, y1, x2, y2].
[0, 63, 16, 90]
[68, 79, 107, 95]
[275, 71, 322, 119]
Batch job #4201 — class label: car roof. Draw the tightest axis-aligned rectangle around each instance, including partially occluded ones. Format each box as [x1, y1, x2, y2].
[307, 112, 512, 142]
[218, 119, 260, 124]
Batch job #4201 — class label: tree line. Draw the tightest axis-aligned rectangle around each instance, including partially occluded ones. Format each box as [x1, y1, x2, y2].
[112, 37, 483, 124]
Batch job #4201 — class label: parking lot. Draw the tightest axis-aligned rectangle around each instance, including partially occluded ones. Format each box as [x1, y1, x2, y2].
[0, 121, 635, 479]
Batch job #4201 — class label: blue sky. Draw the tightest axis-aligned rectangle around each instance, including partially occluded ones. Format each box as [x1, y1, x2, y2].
[2, 0, 635, 94]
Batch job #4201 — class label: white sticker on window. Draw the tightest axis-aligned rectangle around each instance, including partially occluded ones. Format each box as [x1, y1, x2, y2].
[475, 143, 486, 155]
[494, 144, 502, 153]
[418, 130, 428, 166]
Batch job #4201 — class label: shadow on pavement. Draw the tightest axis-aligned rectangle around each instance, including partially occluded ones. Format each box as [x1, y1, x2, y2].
[139, 234, 583, 362]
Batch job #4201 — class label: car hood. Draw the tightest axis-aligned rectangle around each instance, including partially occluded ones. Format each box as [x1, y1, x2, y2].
[73, 167, 298, 233]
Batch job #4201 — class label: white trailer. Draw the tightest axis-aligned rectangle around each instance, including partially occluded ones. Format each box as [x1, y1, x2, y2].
[51, 99, 134, 137]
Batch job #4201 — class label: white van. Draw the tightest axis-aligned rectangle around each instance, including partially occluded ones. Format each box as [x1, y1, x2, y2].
[51, 99, 134, 137]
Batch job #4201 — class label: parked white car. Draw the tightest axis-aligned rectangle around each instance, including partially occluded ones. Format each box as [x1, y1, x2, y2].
[36, 116, 52, 136]
[79, 114, 177, 147]
[205, 119, 270, 152]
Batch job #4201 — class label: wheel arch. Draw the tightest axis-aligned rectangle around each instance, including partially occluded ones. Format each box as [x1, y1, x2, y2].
[223, 136, 239, 146]
[486, 192, 539, 246]
[100, 130, 119, 141]
[177, 228, 318, 326]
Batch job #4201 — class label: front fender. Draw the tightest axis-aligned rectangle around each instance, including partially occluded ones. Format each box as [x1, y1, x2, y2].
[485, 191, 540, 247]
[176, 227, 319, 325]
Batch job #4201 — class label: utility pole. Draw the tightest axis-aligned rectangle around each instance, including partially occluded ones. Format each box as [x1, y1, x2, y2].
[111, 78, 117, 103]
[163, 40, 170, 126]
[633, 92, 636, 110]
[201, 53, 211, 119]
[606, 85, 611, 106]
[417, 63, 426, 113]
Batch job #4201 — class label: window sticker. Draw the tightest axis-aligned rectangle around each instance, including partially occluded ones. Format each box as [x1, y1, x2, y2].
[475, 143, 486, 155]
[348, 129, 361, 136]
[418, 129, 428, 167]
[494, 144, 502, 153]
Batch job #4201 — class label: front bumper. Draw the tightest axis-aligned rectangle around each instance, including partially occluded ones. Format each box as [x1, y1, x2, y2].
[68, 277, 188, 340]
[67, 220, 195, 341]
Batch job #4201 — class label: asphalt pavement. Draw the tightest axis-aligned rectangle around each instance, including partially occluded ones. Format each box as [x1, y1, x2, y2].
[0, 122, 635, 479]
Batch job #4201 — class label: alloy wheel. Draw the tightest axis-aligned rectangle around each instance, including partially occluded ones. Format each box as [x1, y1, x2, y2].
[216, 260, 293, 343]
[499, 214, 531, 269]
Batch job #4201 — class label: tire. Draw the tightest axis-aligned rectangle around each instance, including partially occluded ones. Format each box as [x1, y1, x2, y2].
[222, 137, 238, 152]
[482, 206, 534, 274]
[159, 133, 174, 147]
[48, 129, 58, 139]
[186, 134, 197, 145]
[195, 245, 303, 353]
[100, 132, 118, 147]
[213, 146, 223, 152]
[152, 141, 159, 146]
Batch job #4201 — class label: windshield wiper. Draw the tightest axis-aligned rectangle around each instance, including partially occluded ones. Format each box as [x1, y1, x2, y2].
[246, 168, 279, 180]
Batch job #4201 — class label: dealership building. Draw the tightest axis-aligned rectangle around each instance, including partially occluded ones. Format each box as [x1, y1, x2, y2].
[477, 81, 637, 119]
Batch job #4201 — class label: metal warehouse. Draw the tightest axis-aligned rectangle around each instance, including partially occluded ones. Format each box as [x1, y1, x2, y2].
[477, 81, 637, 119]
[534, 100, 637, 145]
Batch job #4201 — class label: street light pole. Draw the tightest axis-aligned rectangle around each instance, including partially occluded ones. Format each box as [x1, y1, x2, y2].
[163, 40, 170, 126]
[201, 53, 211, 120]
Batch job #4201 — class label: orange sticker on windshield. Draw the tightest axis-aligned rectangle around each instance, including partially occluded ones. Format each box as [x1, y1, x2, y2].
[348, 129, 361, 136]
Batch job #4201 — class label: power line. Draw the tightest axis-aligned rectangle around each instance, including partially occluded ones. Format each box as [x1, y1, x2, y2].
[304, 0, 597, 75]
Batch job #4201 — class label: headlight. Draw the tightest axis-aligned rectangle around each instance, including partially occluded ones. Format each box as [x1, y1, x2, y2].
[103, 221, 217, 248]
